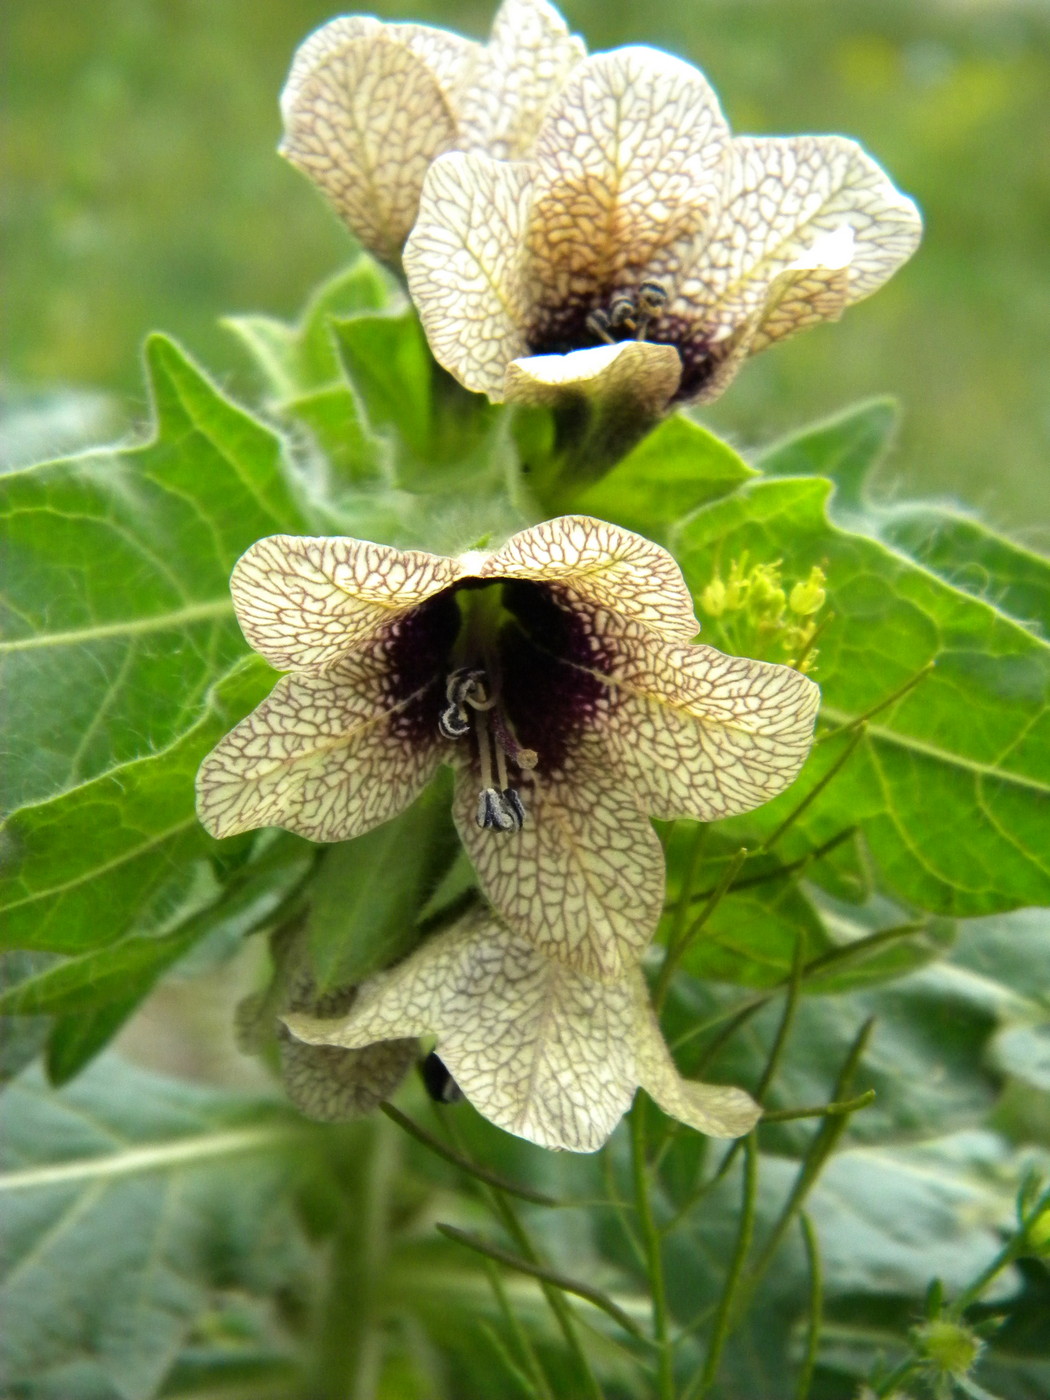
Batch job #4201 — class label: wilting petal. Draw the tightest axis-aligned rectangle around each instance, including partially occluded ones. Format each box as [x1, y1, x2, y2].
[285, 913, 758, 1152]
[504, 340, 682, 418]
[450, 752, 664, 980]
[231, 535, 464, 673]
[525, 47, 729, 308]
[482, 514, 698, 642]
[684, 135, 922, 345]
[280, 24, 460, 263]
[596, 622, 820, 821]
[196, 653, 441, 842]
[632, 986, 761, 1137]
[456, 0, 586, 159]
[404, 152, 534, 398]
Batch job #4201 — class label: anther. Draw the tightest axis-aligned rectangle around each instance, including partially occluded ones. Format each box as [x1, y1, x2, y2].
[637, 281, 668, 315]
[501, 788, 526, 830]
[608, 294, 638, 331]
[586, 308, 614, 344]
[476, 787, 519, 831]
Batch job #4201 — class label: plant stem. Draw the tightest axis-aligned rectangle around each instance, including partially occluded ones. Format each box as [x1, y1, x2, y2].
[685, 1134, 758, 1400]
[761, 724, 866, 851]
[630, 1098, 675, 1399]
[654, 847, 748, 1012]
[795, 1213, 823, 1400]
[307, 1119, 397, 1400]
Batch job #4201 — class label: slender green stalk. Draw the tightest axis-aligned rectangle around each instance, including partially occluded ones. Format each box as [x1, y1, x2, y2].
[795, 1213, 823, 1400]
[380, 1103, 558, 1205]
[653, 825, 709, 1012]
[673, 918, 924, 1056]
[654, 847, 749, 1013]
[483, 1261, 555, 1400]
[660, 825, 855, 917]
[603, 1147, 647, 1271]
[757, 932, 806, 1099]
[436, 1111, 607, 1400]
[479, 1318, 546, 1399]
[438, 1224, 647, 1345]
[814, 661, 934, 743]
[761, 724, 866, 851]
[685, 1134, 759, 1400]
[307, 1119, 398, 1400]
[761, 1090, 876, 1123]
[630, 1099, 675, 1399]
[746, 1018, 875, 1288]
[663, 935, 807, 1231]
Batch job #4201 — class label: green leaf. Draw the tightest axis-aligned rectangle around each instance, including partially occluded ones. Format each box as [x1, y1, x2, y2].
[878, 506, 1050, 632]
[332, 310, 433, 459]
[0, 334, 306, 813]
[308, 771, 460, 992]
[223, 255, 393, 400]
[571, 411, 756, 539]
[0, 1057, 309, 1400]
[755, 398, 898, 515]
[0, 831, 311, 1021]
[0, 657, 276, 954]
[756, 398, 1050, 632]
[672, 476, 1050, 918]
[46, 997, 143, 1087]
[669, 958, 999, 1150]
[678, 879, 832, 988]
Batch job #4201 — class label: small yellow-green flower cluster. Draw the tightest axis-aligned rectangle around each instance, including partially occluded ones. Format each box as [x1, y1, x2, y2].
[700, 557, 828, 673]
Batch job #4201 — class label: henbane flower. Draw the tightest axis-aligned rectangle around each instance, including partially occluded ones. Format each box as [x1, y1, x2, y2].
[280, 0, 585, 265]
[404, 45, 922, 414]
[285, 910, 761, 1152]
[196, 516, 819, 980]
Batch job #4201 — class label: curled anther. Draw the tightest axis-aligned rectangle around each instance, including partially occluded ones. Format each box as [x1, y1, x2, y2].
[608, 294, 638, 332]
[438, 703, 470, 740]
[637, 281, 668, 316]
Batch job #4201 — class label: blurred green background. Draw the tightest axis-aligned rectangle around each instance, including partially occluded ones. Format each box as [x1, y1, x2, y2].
[4, 0, 1049, 527]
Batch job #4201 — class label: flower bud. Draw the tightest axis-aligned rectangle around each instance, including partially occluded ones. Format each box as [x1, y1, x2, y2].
[701, 575, 727, 616]
[789, 566, 827, 616]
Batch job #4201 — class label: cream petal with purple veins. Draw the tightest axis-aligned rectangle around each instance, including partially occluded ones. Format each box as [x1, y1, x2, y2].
[280, 0, 585, 263]
[197, 515, 820, 976]
[196, 652, 443, 843]
[454, 0, 586, 159]
[481, 514, 699, 642]
[592, 619, 822, 821]
[450, 751, 664, 981]
[230, 535, 466, 674]
[283, 913, 761, 1152]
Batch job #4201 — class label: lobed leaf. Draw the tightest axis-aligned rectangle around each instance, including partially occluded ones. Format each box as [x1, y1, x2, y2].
[673, 475, 1050, 918]
[0, 335, 306, 815]
[0, 658, 276, 954]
